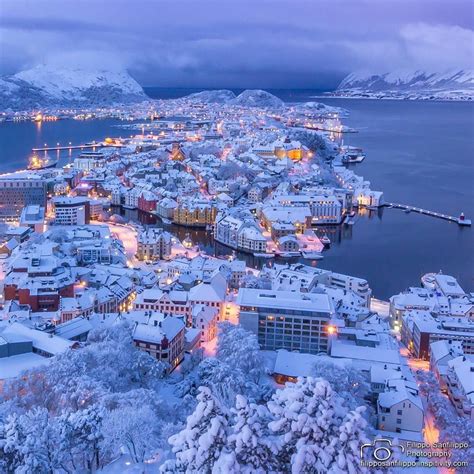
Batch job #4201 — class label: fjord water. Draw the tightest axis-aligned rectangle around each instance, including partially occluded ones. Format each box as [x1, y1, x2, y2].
[0, 96, 472, 298]
[317, 98, 473, 298]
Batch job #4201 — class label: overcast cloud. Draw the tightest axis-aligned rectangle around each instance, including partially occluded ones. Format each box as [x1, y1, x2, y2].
[0, 0, 472, 88]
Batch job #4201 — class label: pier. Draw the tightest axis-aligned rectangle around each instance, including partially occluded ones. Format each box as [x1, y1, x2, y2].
[383, 202, 471, 226]
[32, 144, 103, 152]
[32, 142, 123, 152]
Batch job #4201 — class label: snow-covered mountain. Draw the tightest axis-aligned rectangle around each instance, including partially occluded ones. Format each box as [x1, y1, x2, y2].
[0, 65, 148, 110]
[185, 89, 236, 103]
[336, 69, 474, 100]
[229, 89, 284, 108]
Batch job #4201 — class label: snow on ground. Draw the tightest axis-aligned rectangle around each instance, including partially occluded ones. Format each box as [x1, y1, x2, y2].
[370, 298, 390, 318]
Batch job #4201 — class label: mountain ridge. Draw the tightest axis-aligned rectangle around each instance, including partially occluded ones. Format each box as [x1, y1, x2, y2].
[335, 69, 473, 100]
[0, 65, 148, 110]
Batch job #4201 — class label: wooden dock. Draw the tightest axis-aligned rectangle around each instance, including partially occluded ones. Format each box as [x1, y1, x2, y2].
[383, 202, 471, 226]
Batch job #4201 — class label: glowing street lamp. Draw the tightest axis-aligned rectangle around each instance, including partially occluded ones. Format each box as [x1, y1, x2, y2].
[326, 324, 337, 336]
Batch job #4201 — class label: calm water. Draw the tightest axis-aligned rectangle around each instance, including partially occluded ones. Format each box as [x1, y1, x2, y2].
[0, 119, 132, 172]
[0, 93, 472, 299]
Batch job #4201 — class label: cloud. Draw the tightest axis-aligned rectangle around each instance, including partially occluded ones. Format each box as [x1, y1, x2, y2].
[0, 0, 472, 88]
[400, 23, 474, 70]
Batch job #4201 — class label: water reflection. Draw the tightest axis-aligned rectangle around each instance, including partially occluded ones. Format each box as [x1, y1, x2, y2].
[111, 206, 381, 271]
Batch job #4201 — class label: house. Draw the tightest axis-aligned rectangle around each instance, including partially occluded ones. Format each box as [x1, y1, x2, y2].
[272, 349, 349, 384]
[20, 205, 46, 233]
[5, 226, 32, 243]
[55, 316, 93, 342]
[0, 238, 19, 257]
[188, 272, 227, 317]
[136, 228, 172, 261]
[192, 305, 219, 343]
[134, 288, 191, 319]
[1, 322, 78, 358]
[132, 314, 185, 372]
[445, 356, 474, 419]
[277, 234, 300, 252]
[377, 380, 424, 434]
[429, 340, 464, 391]
[157, 197, 178, 219]
[0, 334, 50, 387]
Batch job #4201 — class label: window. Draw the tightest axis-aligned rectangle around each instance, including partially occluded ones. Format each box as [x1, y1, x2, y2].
[396, 419, 401, 424]
[397, 410, 402, 415]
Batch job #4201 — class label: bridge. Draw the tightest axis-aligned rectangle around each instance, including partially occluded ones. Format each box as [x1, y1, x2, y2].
[383, 202, 471, 226]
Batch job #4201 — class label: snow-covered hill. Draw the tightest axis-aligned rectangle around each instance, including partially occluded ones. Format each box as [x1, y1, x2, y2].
[335, 69, 474, 100]
[229, 89, 285, 108]
[0, 65, 148, 110]
[185, 89, 236, 103]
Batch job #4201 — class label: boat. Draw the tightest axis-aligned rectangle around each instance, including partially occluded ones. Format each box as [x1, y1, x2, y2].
[161, 217, 172, 224]
[302, 251, 324, 260]
[340, 145, 365, 163]
[320, 235, 331, 247]
[254, 253, 274, 258]
[421, 272, 440, 290]
[279, 251, 301, 258]
[27, 153, 58, 170]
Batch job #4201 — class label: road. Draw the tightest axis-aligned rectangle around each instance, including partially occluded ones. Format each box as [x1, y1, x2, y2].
[399, 344, 454, 474]
[103, 222, 139, 266]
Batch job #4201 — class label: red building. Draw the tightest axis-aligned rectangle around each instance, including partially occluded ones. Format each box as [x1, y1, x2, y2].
[138, 192, 158, 212]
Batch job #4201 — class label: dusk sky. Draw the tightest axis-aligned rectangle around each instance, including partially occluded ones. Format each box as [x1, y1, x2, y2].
[1, 0, 473, 88]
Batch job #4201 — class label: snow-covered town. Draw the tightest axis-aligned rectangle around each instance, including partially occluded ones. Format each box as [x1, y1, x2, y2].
[0, 85, 472, 473]
[1, 0, 474, 472]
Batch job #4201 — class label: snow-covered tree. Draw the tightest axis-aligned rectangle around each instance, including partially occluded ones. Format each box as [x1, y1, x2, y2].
[163, 386, 229, 473]
[267, 377, 369, 474]
[312, 359, 370, 410]
[2, 408, 64, 474]
[61, 403, 107, 471]
[101, 405, 159, 463]
[217, 323, 265, 384]
[328, 406, 369, 474]
[228, 394, 278, 473]
[196, 358, 249, 407]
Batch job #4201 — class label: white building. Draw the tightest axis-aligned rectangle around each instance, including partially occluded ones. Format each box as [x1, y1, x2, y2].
[136, 228, 172, 261]
[237, 288, 335, 354]
[157, 197, 178, 219]
[445, 356, 474, 419]
[52, 197, 89, 225]
[273, 194, 343, 224]
[20, 205, 45, 233]
[124, 188, 141, 209]
[73, 152, 106, 172]
[192, 304, 219, 343]
[215, 213, 267, 253]
[377, 380, 424, 434]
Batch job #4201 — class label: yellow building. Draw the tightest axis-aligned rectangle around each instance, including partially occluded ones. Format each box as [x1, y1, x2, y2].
[173, 201, 217, 227]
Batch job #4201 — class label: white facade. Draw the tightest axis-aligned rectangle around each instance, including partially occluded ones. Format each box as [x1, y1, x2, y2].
[53, 197, 89, 225]
[73, 152, 105, 172]
[237, 288, 335, 354]
[377, 382, 424, 434]
[137, 228, 172, 261]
